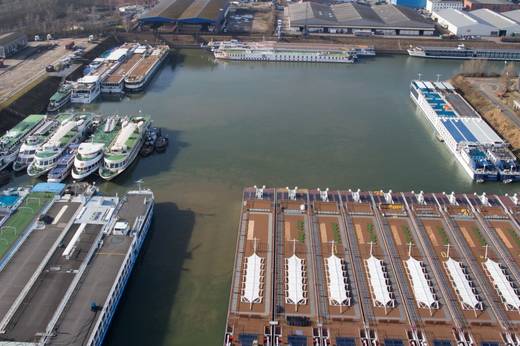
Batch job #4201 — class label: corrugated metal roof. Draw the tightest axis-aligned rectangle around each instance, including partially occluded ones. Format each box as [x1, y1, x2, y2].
[503, 9, 520, 23]
[470, 8, 520, 29]
[288, 2, 435, 29]
[140, 0, 228, 23]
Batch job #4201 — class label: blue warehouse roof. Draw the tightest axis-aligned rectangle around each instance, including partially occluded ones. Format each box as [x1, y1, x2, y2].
[140, 0, 229, 25]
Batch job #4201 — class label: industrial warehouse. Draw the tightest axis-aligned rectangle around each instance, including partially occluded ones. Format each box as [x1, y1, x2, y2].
[433, 8, 520, 36]
[139, 0, 229, 32]
[224, 186, 520, 346]
[286, 2, 436, 35]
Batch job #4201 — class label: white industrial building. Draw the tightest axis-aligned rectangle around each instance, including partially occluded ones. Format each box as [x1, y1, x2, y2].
[287, 2, 436, 36]
[432, 8, 520, 36]
[426, 0, 463, 13]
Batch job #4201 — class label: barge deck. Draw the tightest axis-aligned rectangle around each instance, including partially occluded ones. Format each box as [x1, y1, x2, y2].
[225, 187, 520, 346]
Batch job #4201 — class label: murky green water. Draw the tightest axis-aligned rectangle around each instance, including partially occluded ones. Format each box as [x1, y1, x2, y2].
[10, 50, 519, 345]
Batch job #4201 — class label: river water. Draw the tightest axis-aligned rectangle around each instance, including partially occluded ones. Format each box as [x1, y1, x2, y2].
[9, 49, 519, 345]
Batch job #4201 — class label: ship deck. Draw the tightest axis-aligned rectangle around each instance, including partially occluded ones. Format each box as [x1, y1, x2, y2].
[125, 48, 167, 82]
[104, 54, 143, 85]
[0, 190, 152, 345]
[225, 188, 520, 346]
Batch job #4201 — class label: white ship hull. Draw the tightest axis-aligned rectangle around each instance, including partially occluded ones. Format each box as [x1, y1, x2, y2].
[99, 139, 143, 181]
[71, 84, 101, 104]
[86, 194, 154, 346]
[410, 89, 476, 180]
[71, 153, 103, 180]
[214, 51, 354, 63]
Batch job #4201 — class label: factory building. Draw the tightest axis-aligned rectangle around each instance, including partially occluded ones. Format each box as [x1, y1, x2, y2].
[139, 0, 229, 32]
[390, 0, 426, 10]
[432, 8, 520, 36]
[287, 2, 436, 36]
[0, 32, 27, 59]
[426, 0, 464, 13]
[463, 0, 520, 12]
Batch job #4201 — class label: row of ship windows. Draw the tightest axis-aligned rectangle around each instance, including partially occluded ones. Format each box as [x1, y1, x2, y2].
[108, 160, 128, 169]
[227, 54, 347, 60]
[37, 157, 58, 166]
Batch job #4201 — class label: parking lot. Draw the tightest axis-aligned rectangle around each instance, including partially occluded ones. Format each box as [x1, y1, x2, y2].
[0, 38, 96, 109]
[225, 3, 274, 34]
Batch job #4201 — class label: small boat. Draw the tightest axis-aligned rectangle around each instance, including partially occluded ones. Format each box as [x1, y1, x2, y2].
[140, 144, 154, 157]
[48, 83, 73, 112]
[47, 144, 79, 183]
[155, 135, 168, 153]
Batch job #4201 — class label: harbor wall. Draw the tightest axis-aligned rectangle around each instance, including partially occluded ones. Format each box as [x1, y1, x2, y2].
[0, 37, 117, 133]
[115, 31, 520, 54]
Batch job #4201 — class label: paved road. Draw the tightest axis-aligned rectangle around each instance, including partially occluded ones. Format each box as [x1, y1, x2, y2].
[468, 78, 520, 129]
[0, 38, 96, 108]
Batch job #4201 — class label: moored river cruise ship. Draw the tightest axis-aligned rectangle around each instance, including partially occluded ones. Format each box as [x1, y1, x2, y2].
[410, 79, 520, 183]
[213, 40, 358, 63]
[407, 44, 520, 61]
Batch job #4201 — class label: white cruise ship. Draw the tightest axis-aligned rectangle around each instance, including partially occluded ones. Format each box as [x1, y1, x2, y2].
[213, 40, 357, 63]
[72, 115, 122, 180]
[99, 116, 151, 180]
[410, 80, 516, 183]
[407, 44, 520, 61]
[12, 114, 69, 171]
[71, 47, 130, 104]
[28, 114, 93, 177]
[0, 114, 46, 171]
[70, 75, 101, 104]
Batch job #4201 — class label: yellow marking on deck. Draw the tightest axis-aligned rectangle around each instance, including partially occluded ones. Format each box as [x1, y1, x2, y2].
[460, 227, 475, 248]
[285, 221, 291, 241]
[391, 225, 402, 246]
[247, 220, 255, 240]
[355, 224, 365, 244]
[496, 227, 513, 249]
[425, 226, 438, 246]
[320, 223, 328, 243]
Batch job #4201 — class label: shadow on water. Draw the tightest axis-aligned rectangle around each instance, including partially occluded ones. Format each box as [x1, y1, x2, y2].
[104, 202, 196, 346]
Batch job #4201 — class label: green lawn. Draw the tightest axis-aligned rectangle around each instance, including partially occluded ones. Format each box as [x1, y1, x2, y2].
[0, 192, 54, 260]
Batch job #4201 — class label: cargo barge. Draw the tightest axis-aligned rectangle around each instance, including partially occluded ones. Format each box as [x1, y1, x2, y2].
[123, 45, 169, 91]
[0, 182, 154, 346]
[213, 40, 362, 63]
[410, 80, 520, 183]
[225, 187, 520, 346]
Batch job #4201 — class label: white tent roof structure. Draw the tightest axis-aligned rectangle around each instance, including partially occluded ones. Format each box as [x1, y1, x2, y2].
[484, 258, 520, 311]
[445, 258, 481, 310]
[325, 255, 349, 306]
[366, 255, 393, 308]
[241, 253, 263, 305]
[405, 257, 438, 309]
[286, 255, 306, 305]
